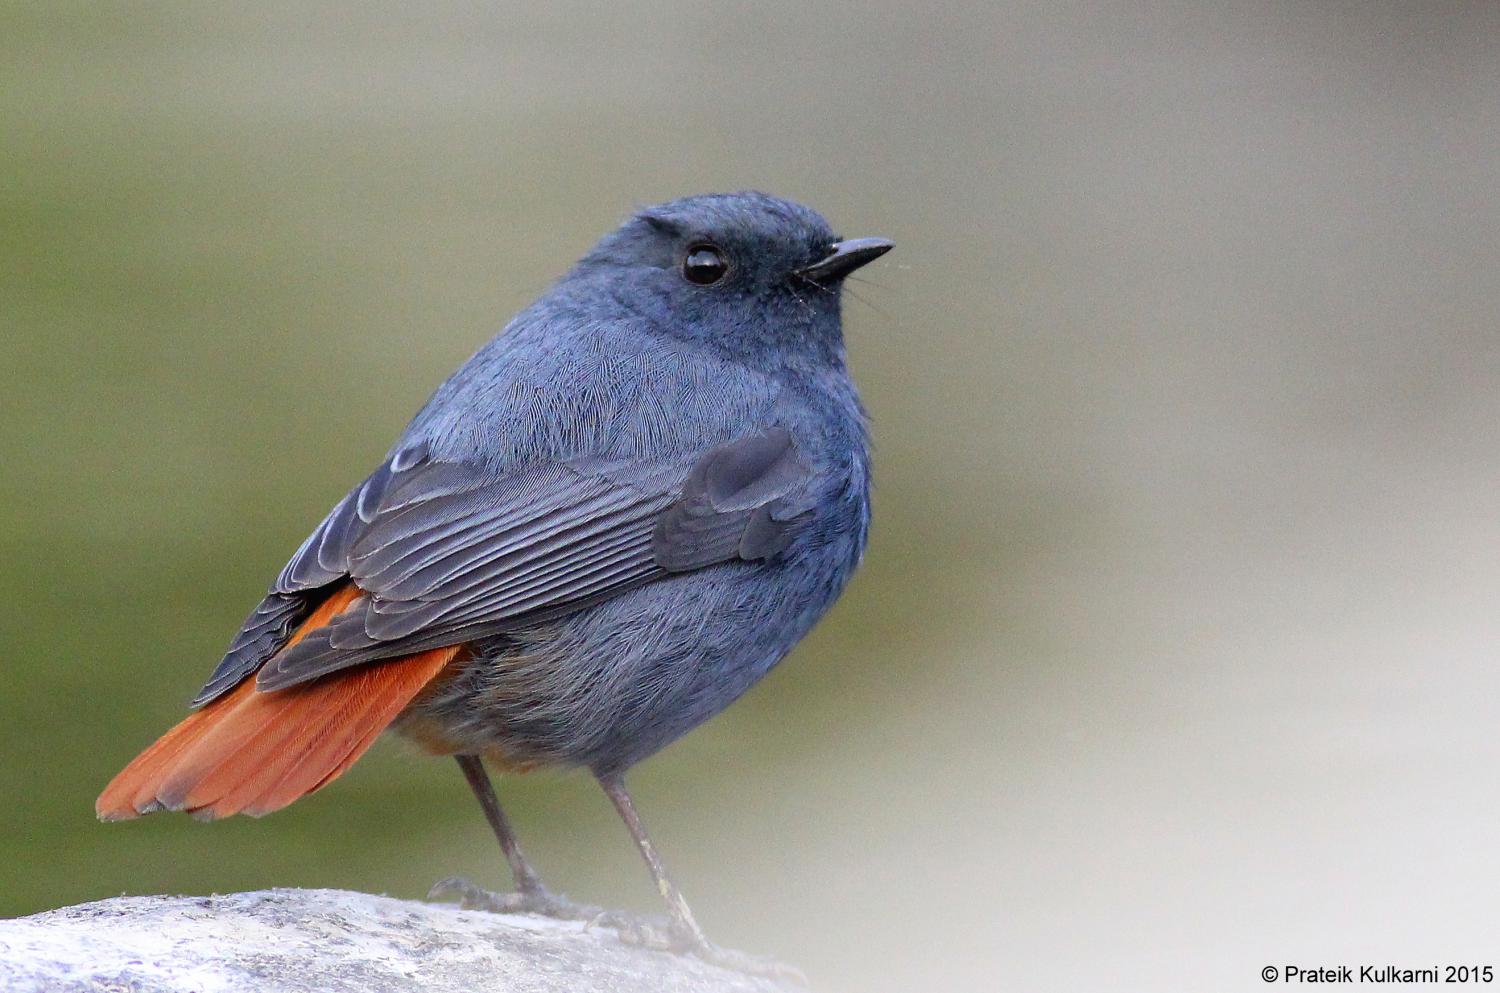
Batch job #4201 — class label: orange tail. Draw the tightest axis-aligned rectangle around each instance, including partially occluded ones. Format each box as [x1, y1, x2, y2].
[97, 585, 460, 821]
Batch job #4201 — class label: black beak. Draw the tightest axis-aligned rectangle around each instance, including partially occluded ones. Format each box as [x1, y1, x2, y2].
[794, 237, 894, 283]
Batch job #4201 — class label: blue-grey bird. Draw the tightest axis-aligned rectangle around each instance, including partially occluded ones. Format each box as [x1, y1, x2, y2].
[98, 191, 890, 962]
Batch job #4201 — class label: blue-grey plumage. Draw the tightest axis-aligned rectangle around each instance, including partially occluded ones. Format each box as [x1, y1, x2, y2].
[200, 193, 880, 780]
[108, 192, 888, 968]
[389, 197, 876, 774]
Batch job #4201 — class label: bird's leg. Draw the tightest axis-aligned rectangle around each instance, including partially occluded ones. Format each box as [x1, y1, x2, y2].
[429, 755, 604, 921]
[457, 753, 544, 894]
[594, 775, 804, 982]
[595, 774, 707, 947]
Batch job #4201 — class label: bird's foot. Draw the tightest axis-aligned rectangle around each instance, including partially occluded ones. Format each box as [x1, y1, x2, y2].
[588, 910, 807, 985]
[432, 878, 803, 983]
[427, 876, 605, 922]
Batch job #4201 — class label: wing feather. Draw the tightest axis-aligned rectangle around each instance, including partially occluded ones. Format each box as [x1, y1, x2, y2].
[199, 428, 813, 702]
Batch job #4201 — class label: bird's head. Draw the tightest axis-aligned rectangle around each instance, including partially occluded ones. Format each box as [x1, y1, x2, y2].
[570, 191, 891, 370]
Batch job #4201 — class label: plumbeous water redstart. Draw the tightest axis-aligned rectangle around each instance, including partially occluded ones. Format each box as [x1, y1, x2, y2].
[100, 191, 891, 967]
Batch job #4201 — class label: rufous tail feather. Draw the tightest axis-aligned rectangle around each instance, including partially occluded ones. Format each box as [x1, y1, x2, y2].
[97, 585, 459, 821]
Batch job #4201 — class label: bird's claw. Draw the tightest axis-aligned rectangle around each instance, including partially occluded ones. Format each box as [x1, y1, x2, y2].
[585, 908, 677, 948]
[427, 876, 603, 922]
[586, 909, 806, 984]
[688, 942, 808, 986]
[433, 878, 804, 984]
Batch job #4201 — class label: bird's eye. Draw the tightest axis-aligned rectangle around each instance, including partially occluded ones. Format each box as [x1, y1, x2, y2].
[682, 244, 729, 285]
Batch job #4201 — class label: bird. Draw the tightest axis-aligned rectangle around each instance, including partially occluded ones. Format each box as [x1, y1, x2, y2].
[97, 191, 889, 968]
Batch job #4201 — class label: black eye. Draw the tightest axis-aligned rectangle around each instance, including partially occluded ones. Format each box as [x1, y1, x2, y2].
[683, 244, 729, 285]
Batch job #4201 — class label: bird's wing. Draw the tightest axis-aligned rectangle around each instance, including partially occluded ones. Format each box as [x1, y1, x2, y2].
[194, 429, 812, 704]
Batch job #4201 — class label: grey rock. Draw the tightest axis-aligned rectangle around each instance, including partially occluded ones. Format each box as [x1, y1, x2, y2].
[0, 889, 794, 993]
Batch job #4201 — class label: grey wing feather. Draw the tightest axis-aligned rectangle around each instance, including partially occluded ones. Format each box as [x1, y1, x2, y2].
[190, 591, 315, 706]
[202, 429, 813, 701]
[653, 427, 812, 570]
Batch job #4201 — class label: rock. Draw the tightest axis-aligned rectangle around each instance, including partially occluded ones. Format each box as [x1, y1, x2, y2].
[0, 889, 795, 993]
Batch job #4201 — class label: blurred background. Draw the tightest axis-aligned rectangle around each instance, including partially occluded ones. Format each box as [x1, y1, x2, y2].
[4, 3, 1500, 990]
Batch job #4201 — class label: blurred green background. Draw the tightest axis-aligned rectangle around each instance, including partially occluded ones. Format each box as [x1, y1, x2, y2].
[5, 4, 1500, 991]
